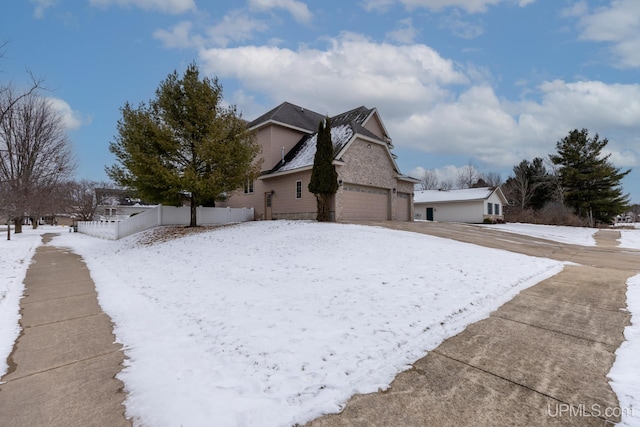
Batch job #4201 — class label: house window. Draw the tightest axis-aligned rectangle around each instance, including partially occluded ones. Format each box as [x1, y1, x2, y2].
[494, 203, 500, 215]
[487, 203, 493, 215]
[244, 179, 254, 194]
[296, 180, 302, 199]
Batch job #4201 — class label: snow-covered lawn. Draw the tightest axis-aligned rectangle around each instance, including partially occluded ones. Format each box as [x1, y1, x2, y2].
[479, 222, 599, 246]
[620, 227, 640, 250]
[610, 273, 640, 427]
[52, 221, 565, 426]
[0, 221, 638, 426]
[480, 222, 640, 250]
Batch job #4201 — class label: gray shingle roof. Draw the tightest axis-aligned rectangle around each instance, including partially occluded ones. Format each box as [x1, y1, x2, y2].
[330, 106, 372, 127]
[247, 102, 325, 132]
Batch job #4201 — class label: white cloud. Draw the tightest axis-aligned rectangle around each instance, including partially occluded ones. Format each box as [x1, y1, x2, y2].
[361, 0, 395, 13]
[362, 0, 533, 14]
[438, 12, 484, 38]
[30, 0, 56, 19]
[248, 0, 313, 24]
[561, 1, 587, 18]
[532, 80, 640, 129]
[46, 98, 88, 131]
[200, 32, 467, 119]
[205, 10, 269, 47]
[89, 0, 196, 14]
[154, 21, 200, 48]
[154, 11, 269, 49]
[394, 85, 524, 167]
[574, 0, 640, 68]
[386, 18, 419, 44]
[394, 79, 640, 170]
[196, 34, 638, 174]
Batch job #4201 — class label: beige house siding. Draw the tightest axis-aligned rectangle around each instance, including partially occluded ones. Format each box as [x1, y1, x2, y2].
[221, 177, 267, 219]
[263, 170, 319, 220]
[223, 124, 311, 219]
[362, 115, 386, 140]
[257, 125, 308, 168]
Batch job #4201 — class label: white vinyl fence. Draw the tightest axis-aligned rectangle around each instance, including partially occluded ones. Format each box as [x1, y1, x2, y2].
[77, 205, 254, 240]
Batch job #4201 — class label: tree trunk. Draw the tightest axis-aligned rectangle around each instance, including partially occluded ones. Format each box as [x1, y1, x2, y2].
[189, 193, 197, 227]
[13, 217, 23, 234]
[315, 194, 331, 222]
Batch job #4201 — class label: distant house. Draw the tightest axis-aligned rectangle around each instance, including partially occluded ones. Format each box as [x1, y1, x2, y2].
[221, 102, 418, 221]
[94, 188, 155, 221]
[615, 212, 636, 224]
[414, 187, 507, 223]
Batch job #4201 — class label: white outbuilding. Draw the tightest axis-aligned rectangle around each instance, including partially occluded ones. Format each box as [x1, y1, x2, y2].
[414, 187, 507, 223]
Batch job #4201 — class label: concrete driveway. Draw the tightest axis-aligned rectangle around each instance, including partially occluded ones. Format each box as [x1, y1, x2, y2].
[307, 221, 639, 427]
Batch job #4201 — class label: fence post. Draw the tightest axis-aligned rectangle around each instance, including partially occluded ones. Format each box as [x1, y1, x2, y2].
[158, 204, 163, 226]
[115, 221, 120, 240]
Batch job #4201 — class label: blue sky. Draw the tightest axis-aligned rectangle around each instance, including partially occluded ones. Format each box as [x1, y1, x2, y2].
[3, 0, 639, 203]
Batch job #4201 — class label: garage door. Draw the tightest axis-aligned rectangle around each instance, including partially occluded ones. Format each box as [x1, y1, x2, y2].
[397, 192, 410, 221]
[342, 184, 389, 220]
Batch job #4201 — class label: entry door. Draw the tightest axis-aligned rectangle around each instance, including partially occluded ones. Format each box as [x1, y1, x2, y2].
[264, 192, 273, 220]
[426, 207, 434, 221]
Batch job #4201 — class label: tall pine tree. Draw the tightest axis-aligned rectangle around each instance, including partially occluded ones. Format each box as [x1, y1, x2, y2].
[308, 117, 338, 222]
[106, 63, 261, 226]
[550, 128, 630, 225]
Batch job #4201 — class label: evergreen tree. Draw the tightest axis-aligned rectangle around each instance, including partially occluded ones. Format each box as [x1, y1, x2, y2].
[308, 117, 338, 221]
[106, 63, 261, 227]
[550, 129, 630, 225]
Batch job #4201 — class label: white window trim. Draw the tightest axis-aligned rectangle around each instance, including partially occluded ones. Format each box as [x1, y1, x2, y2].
[296, 180, 302, 199]
[244, 179, 254, 194]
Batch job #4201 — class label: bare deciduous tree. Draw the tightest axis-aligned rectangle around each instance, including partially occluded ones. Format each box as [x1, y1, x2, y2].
[64, 179, 102, 221]
[483, 171, 503, 187]
[417, 169, 439, 190]
[456, 161, 481, 189]
[0, 89, 74, 235]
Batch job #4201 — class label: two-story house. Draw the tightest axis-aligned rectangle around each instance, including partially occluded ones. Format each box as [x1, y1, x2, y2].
[223, 102, 418, 221]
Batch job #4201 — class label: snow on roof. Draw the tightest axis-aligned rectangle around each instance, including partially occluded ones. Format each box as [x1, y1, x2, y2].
[277, 124, 354, 172]
[414, 187, 496, 203]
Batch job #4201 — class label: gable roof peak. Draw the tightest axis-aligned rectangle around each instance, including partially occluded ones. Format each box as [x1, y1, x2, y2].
[248, 101, 324, 132]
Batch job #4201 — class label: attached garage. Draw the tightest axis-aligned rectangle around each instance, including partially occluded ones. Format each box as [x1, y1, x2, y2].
[397, 192, 411, 221]
[342, 184, 389, 220]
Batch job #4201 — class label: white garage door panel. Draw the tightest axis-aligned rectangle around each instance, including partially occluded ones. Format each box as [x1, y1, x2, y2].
[343, 184, 388, 220]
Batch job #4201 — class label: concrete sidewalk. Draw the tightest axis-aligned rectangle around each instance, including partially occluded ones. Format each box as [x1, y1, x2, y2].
[305, 224, 639, 427]
[0, 234, 130, 427]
